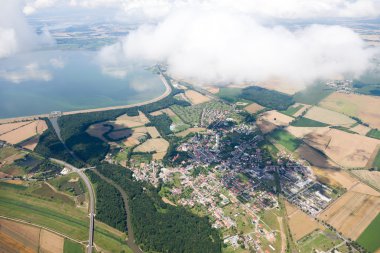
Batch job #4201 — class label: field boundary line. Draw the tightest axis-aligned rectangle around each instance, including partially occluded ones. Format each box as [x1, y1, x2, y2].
[0, 215, 86, 246]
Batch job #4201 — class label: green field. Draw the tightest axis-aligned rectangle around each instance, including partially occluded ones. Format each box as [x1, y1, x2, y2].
[294, 84, 334, 105]
[373, 150, 380, 169]
[290, 117, 328, 127]
[367, 129, 380, 140]
[269, 130, 301, 152]
[169, 114, 190, 132]
[0, 182, 131, 252]
[216, 87, 243, 102]
[357, 213, 380, 252]
[331, 126, 357, 134]
[0, 146, 19, 160]
[298, 230, 342, 252]
[63, 239, 84, 253]
[281, 104, 304, 116]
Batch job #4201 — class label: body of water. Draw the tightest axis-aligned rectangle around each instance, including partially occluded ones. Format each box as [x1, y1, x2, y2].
[0, 50, 165, 119]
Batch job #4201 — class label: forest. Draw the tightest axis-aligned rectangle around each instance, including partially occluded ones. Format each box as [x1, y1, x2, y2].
[240, 86, 294, 110]
[96, 163, 222, 253]
[86, 170, 128, 232]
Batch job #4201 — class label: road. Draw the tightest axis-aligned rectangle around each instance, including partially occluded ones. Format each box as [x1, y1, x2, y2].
[51, 158, 95, 253]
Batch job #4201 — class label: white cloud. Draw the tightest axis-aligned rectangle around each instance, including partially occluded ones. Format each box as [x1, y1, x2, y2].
[0, 63, 52, 83]
[99, 8, 377, 86]
[50, 58, 65, 68]
[0, 0, 55, 59]
[23, 0, 57, 15]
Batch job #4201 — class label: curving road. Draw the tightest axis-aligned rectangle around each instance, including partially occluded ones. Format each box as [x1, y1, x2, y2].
[51, 158, 95, 253]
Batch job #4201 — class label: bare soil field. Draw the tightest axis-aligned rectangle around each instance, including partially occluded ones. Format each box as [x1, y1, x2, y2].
[351, 170, 380, 191]
[350, 124, 371, 136]
[134, 138, 169, 160]
[107, 129, 132, 140]
[257, 110, 294, 133]
[205, 86, 220, 94]
[39, 229, 64, 253]
[285, 201, 323, 241]
[86, 123, 111, 142]
[175, 127, 207, 137]
[319, 92, 380, 129]
[304, 106, 355, 126]
[318, 191, 380, 240]
[0, 232, 35, 253]
[113, 111, 149, 129]
[184, 90, 211, 105]
[0, 219, 40, 252]
[0, 121, 32, 135]
[0, 120, 47, 145]
[244, 103, 264, 114]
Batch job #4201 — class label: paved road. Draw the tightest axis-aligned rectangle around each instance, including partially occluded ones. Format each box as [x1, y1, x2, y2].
[51, 158, 95, 253]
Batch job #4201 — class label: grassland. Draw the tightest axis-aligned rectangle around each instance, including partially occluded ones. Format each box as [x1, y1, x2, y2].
[298, 230, 342, 252]
[269, 130, 301, 152]
[63, 239, 83, 253]
[357, 213, 380, 252]
[216, 87, 242, 102]
[367, 129, 380, 140]
[281, 104, 304, 116]
[0, 182, 131, 252]
[290, 117, 328, 127]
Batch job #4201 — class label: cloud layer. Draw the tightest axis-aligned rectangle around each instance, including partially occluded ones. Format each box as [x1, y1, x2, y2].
[99, 8, 376, 86]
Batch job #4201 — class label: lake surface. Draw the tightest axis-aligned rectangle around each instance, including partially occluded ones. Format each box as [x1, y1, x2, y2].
[0, 50, 165, 119]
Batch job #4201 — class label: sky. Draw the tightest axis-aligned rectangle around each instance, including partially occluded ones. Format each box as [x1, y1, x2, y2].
[1, 0, 380, 86]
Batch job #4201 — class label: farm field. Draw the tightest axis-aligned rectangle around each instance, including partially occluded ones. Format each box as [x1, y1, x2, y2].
[257, 110, 294, 133]
[367, 129, 380, 140]
[0, 120, 47, 145]
[244, 102, 264, 114]
[351, 170, 380, 190]
[357, 213, 380, 253]
[134, 138, 169, 160]
[296, 145, 338, 169]
[122, 126, 148, 147]
[311, 167, 358, 189]
[269, 129, 301, 152]
[350, 124, 371, 135]
[293, 84, 334, 105]
[318, 191, 380, 240]
[86, 123, 111, 142]
[373, 149, 380, 169]
[297, 230, 342, 253]
[63, 239, 83, 253]
[290, 117, 328, 127]
[184, 90, 211, 105]
[285, 201, 323, 241]
[0, 121, 32, 135]
[113, 111, 149, 128]
[175, 127, 207, 137]
[304, 106, 355, 127]
[216, 87, 242, 102]
[319, 92, 380, 129]
[293, 104, 311, 117]
[281, 103, 304, 116]
[0, 182, 131, 252]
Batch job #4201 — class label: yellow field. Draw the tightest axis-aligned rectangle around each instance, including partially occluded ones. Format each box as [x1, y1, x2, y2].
[293, 104, 311, 117]
[184, 90, 211, 105]
[113, 111, 149, 128]
[319, 92, 380, 129]
[122, 127, 148, 147]
[0, 121, 31, 135]
[150, 108, 176, 117]
[351, 170, 380, 190]
[134, 138, 169, 160]
[244, 103, 264, 114]
[257, 110, 294, 133]
[146, 127, 161, 138]
[175, 127, 207, 137]
[350, 124, 371, 135]
[304, 106, 355, 126]
[311, 167, 358, 189]
[0, 120, 47, 145]
[39, 229, 64, 253]
[285, 201, 323, 241]
[318, 191, 380, 240]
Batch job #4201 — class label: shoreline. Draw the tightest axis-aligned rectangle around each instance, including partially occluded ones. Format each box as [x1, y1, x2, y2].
[0, 74, 172, 124]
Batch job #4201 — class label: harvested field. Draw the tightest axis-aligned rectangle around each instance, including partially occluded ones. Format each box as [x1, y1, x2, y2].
[150, 108, 176, 117]
[20, 136, 40, 151]
[0, 232, 35, 253]
[311, 167, 358, 189]
[318, 191, 380, 240]
[304, 106, 355, 126]
[319, 92, 380, 129]
[255, 78, 303, 95]
[146, 127, 161, 138]
[257, 110, 293, 133]
[352, 170, 380, 191]
[244, 103, 264, 114]
[0, 121, 32, 135]
[350, 124, 371, 136]
[184, 90, 211, 105]
[134, 138, 169, 160]
[175, 127, 207, 137]
[298, 128, 380, 168]
[0, 219, 40, 252]
[86, 123, 111, 142]
[113, 111, 149, 129]
[205, 87, 220, 94]
[122, 127, 148, 147]
[285, 201, 323, 241]
[39, 229, 64, 253]
[0, 120, 47, 145]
